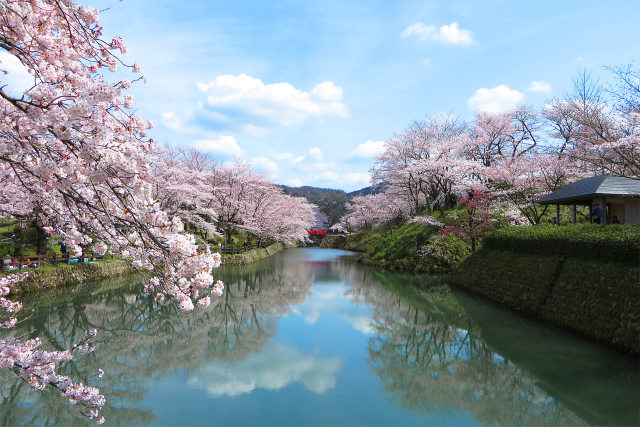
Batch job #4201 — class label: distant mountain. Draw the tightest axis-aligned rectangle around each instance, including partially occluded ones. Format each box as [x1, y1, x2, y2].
[280, 185, 378, 226]
[348, 186, 378, 197]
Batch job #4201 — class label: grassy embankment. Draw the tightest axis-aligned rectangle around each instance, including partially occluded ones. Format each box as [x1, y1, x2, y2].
[321, 215, 471, 274]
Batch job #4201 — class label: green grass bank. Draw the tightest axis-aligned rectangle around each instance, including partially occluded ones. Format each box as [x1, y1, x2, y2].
[322, 223, 639, 354]
[320, 222, 470, 274]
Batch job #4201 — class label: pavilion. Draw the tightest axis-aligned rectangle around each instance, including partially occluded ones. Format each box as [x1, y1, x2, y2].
[538, 175, 640, 225]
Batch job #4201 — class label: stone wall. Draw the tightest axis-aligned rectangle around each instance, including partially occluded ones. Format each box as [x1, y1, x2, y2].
[221, 241, 297, 266]
[450, 249, 640, 354]
[7, 260, 137, 295]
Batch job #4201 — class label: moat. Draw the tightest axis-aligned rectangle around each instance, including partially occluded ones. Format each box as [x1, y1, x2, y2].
[1, 248, 637, 426]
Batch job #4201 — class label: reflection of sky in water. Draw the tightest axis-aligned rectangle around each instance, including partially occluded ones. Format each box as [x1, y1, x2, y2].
[142, 249, 479, 426]
[188, 342, 343, 396]
[6, 248, 636, 426]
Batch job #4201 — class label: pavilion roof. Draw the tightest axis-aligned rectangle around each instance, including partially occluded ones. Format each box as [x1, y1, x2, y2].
[538, 175, 640, 205]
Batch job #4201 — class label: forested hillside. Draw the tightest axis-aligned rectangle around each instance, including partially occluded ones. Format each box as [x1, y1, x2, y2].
[280, 185, 376, 226]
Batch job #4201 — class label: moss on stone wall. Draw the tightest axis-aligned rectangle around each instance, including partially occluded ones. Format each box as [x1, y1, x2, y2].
[450, 249, 640, 354]
[8, 260, 136, 295]
[221, 241, 297, 266]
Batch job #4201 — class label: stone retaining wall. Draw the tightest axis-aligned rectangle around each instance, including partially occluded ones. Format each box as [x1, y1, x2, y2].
[7, 260, 137, 295]
[221, 241, 297, 266]
[450, 249, 640, 354]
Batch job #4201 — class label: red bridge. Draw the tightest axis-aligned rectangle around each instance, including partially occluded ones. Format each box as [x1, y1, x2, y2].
[307, 230, 327, 235]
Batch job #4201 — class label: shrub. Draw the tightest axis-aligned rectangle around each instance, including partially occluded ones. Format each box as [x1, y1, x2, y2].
[482, 224, 640, 264]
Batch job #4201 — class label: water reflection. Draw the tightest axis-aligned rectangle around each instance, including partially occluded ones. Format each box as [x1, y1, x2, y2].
[189, 341, 342, 397]
[0, 257, 315, 425]
[0, 248, 637, 426]
[335, 259, 638, 426]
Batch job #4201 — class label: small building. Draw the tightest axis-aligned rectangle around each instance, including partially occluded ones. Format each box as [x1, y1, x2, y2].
[538, 175, 640, 225]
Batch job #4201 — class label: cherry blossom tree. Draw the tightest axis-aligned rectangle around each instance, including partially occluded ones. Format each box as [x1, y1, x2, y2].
[340, 193, 413, 230]
[150, 146, 219, 239]
[244, 191, 316, 243]
[0, 1, 222, 422]
[204, 161, 315, 244]
[544, 67, 639, 177]
[0, 273, 105, 422]
[0, 0, 221, 308]
[371, 115, 471, 215]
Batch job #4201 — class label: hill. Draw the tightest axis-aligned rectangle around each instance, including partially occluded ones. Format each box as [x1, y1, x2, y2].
[280, 185, 378, 226]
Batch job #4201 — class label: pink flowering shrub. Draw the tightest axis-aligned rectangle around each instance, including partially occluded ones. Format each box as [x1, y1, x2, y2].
[438, 191, 494, 251]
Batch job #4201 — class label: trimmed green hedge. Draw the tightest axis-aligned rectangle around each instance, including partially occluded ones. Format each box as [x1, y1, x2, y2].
[483, 224, 640, 264]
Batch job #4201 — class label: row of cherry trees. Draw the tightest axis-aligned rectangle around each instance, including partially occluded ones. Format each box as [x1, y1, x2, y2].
[0, 0, 314, 422]
[339, 66, 639, 230]
[150, 147, 317, 245]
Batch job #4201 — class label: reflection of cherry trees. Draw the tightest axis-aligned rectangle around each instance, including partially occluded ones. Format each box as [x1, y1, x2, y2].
[0, 260, 314, 425]
[336, 261, 587, 426]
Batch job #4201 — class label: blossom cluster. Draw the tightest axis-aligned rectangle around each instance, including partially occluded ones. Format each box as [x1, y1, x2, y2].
[0, 274, 105, 422]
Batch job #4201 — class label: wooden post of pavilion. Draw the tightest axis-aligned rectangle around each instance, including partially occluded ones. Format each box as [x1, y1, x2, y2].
[572, 204, 577, 224]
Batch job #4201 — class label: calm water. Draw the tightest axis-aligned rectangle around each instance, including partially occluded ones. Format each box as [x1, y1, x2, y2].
[1, 248, 638, 426]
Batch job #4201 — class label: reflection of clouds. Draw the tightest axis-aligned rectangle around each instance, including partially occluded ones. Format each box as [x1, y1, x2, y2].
[296, 283, 374, 335]
[188, 342, 343, 396]
[343, 314, 374, 335]
[300, 285, 344, 325]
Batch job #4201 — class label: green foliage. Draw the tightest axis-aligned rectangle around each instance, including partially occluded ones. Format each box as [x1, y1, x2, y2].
[483, 224, 640, 264]
[415, 234, 472, 274]
[366, 222, 438, 269]
[326, 220, 469, 274]
[0, 240, 13, 256]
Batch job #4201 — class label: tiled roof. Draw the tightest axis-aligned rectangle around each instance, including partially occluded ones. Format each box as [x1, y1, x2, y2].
[538, 176, 640, 204]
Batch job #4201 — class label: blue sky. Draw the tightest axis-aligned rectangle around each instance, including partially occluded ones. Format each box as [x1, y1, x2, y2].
[89, 0, 639, 191]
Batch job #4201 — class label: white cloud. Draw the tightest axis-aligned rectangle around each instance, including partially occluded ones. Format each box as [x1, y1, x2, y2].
[402, 22, 474, 46]
[288, 178, 303, 187]
[197, 74, 348, 126]
[192, 135, 244, 158]
[251, 157, 279, 178]
[308, 147, 323, 161]
[349, 140, 386, 158]
[243, 124, 269, 137]
[526, 80, 552, 94]
[310, 81, 343, 101]
[0, 50, 33, 95]
[188, 342, 343, 396]
[467, 84, 525, 113]
[343, 314, 374, 335]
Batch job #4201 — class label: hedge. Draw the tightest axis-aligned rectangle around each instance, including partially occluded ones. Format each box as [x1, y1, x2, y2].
[483, 224, 640, 264]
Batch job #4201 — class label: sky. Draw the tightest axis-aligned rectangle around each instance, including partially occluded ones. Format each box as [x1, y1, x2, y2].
[33, 1, 640, 191]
